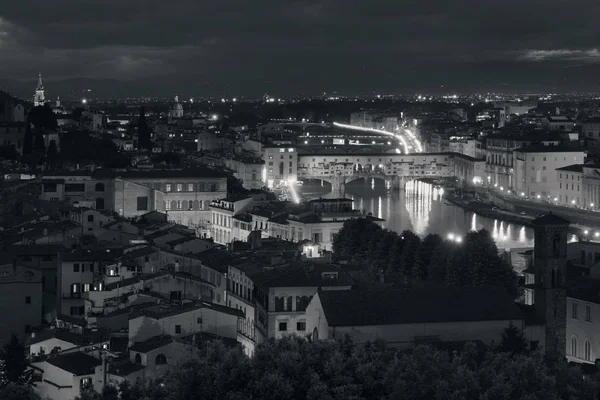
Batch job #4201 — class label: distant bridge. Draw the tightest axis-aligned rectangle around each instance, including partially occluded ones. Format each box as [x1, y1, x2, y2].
[296, 151, 486, 197]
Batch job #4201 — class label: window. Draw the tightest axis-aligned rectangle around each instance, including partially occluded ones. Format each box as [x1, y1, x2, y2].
[297, 321, 306, 331]
[278, 322, 287, 331]
[95, 198, 105, 210]
[586, 305, 592, 322]
[137, 196, 149, 211]
[175, 325, 181, 334]
[80, 377, 92, 388]
[187, 183, 194, 191]
[585, 339, 592, 361]
[155, 354, 167, 365]
[165, 184, 172, 192]
[65, 183, 85, 192]
[134, 353, 142, 364]
[25, 296, 31, 304]
[95, 183, 105, 192]
[87, 215, 94, 222]
[176, 184, 183, 192]
[572, 336, 578, 357]
[43, 183, 57, 192]
[73, 263, 80, 272]
[573, 302, 578, 319]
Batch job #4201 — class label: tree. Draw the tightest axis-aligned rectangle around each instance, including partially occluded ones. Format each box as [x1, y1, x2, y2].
[498, 321, 528, 355]
[46, 140, 58, 166]
[398, 230, 421, 276]
[34, 131, 45, 155]
[0, 145, 19, 161]
[22, 120, 33, 156]
[413, 233, 442, 279]
[0, 334, 31, 386]
[28, 104, 57, 132]
[0, 383, 40, 400]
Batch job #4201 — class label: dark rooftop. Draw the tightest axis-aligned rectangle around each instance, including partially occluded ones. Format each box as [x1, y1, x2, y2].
[47, 352, 102, 376]
[531, 212, 571, 226]
[317, 286, 524, 326]
[514, 144, 584, 153]
[129, 335, 173, 353]
[556, 164, 584, 173]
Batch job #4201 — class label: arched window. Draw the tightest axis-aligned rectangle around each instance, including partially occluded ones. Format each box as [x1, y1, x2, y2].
[553, 234, 561, 257]
[585, 339, 592, 361]
[95, 183, 105, 192]
[95, 198, 105, 210]
[572, 336, 578, 358]
[155, 354, 167, 365]
[188, 200, 194, 210]
[170, 200, 177, 211]
[312, 327, 319, 341]
[134, 353, 141, 364]
[287, 296, 293, 311]
[193, 200, 199, 210]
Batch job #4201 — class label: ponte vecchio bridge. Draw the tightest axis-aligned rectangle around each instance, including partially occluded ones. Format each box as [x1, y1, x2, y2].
[296, 151, 484, 198]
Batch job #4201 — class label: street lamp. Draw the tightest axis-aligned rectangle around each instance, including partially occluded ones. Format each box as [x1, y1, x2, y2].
[537, 195, 541, 199]
[595, 232, 599, 238]
[572, 199, 576, 205]
[591, 203, 595, 208]
[520, 192, 525, 197]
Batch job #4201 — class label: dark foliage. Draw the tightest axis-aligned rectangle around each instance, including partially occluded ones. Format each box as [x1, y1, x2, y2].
[0, 145, 19, 161]
[59, 130, 130, 168]
[498, 321, 529, 355]
[0, 334, 31, 386]
[77, 337, 599, 400]
[332, 219, 518, 296]
[22, 121, 33, 156]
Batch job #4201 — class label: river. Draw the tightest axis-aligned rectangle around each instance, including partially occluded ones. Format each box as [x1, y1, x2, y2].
[299, 178, 536, 273]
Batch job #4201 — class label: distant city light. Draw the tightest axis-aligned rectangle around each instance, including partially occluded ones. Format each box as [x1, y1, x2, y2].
[211, 114, 219, 121]
[592, 203, 595, 207]
[232, 98, 237, 102]
[81, 98, 87, 105]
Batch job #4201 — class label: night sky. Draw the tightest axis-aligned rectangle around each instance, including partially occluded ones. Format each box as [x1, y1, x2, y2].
[1, 0, 600, 98]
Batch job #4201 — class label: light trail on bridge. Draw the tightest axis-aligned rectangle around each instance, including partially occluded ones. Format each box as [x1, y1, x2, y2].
[287, 182, 301, 204]
[332, 122, 419, 154]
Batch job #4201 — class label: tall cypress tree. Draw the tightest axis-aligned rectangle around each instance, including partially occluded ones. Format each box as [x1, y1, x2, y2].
[22, 119, 33, 155]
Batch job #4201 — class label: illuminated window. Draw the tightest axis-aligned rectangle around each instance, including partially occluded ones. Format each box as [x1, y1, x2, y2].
[176, 184, 182, 192]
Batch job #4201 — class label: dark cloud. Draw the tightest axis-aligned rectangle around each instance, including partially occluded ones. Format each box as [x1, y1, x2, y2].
[2, 0, 600, 97]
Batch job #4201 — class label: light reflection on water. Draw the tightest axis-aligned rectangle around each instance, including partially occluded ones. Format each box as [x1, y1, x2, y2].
[300, 179, 537, 272]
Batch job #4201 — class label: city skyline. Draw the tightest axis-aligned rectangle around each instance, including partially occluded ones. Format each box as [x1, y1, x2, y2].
[2, 0, 600, 97]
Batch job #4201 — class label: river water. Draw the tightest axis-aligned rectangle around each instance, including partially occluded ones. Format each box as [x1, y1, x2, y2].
[299, 179, 536, 273]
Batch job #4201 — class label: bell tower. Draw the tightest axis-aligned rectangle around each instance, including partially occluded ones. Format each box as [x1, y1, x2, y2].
[532, 212, 569, 361]
[33, 73, 46, 107]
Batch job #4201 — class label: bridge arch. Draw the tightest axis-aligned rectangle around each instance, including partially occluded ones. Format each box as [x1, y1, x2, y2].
[353, 163, 363, 173]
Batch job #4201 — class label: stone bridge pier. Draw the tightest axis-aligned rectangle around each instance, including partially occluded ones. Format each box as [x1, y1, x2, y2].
[330, 174, 347, 198]
[385, 175, 410, 191]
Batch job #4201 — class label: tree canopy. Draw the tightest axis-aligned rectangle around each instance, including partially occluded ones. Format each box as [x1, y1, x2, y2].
[58, 130, 130, 168]
[71, 337, 599, 400]
[0, 334, 31, 386]
[333, 219, 518, 296]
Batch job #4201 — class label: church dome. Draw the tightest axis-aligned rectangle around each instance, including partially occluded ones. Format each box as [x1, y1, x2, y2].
[172, 102, 183, 112]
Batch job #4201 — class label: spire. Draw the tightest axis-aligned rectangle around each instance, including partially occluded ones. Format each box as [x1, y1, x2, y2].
[174, 95, 179, 103]
[37, 73, 44, 90]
